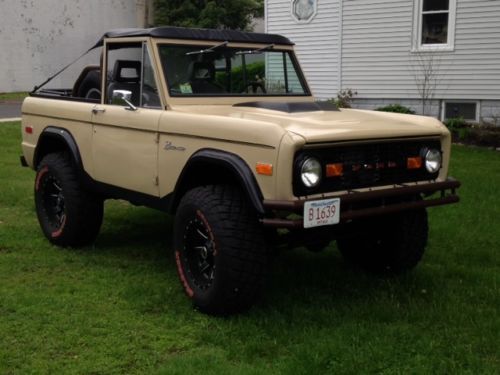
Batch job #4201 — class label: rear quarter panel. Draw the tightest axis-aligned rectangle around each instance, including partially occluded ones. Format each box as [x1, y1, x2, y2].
[21, 97, 95, 173]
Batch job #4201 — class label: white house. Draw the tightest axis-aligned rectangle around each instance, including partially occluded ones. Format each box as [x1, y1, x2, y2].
[266, 0, 500, 123]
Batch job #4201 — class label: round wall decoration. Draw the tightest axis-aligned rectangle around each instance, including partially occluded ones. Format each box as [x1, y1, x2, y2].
[291, 0, 318, 23]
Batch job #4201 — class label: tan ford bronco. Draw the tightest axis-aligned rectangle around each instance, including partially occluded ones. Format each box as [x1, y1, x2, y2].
[21, 27, 460, 315]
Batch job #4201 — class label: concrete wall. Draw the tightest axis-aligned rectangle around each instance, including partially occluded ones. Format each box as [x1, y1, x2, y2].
[0, 0, 152, 92]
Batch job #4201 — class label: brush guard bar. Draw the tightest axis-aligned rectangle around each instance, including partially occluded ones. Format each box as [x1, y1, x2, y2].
[261, 178, 460, 229]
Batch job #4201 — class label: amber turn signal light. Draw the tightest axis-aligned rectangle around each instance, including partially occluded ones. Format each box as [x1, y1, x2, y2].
[326, 163, 343, 177]
[407, 156, 423, 169]
[256, 163, 273, 176]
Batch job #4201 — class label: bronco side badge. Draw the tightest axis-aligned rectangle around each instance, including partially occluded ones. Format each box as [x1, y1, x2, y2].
[164, 141, 186, 152]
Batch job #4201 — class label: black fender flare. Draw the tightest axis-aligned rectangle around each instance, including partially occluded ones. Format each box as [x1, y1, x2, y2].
[34, 126, 83, 171]
[171, 148, 265, 215]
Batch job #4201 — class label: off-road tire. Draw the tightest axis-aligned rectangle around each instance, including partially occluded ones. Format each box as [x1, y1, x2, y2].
[35, 152, 103, 247]
[77, 70, 101, 100]
[174, 185, 266, 315]
[337, 209, 428, 274]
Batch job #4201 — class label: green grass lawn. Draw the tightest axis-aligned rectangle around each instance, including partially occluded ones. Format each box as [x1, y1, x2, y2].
[0, 92, 28, 102]
[1, 121, 499, 374]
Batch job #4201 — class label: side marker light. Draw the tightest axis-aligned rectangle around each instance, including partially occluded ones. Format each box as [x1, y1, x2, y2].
[256, 163, 273, 176]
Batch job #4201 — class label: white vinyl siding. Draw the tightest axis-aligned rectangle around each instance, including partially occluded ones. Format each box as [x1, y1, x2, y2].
[265, 53, 303, 93]
[341, 0, 500, 100]
[266, 0, 500, 104]
[341, 0, 414, 99]
[266, 0, 341, 99]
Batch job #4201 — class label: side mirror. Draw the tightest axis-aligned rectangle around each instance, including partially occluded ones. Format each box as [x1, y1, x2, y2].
[111, 90, 137, 111]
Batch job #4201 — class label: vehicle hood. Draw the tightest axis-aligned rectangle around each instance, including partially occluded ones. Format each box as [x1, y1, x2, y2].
[171, 104, 447, 143]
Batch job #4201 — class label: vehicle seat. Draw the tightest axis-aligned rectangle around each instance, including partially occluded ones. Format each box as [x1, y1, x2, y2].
[188, 61, 225, 94]
[107, 60, 141, 105]
[72, 65, 101, 99]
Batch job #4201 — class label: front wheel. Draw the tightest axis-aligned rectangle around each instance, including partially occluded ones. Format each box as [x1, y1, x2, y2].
[173, 185, 266, 315]
[337, 209, 428, 274]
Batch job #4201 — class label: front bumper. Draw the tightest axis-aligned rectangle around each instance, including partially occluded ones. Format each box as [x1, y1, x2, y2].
[261, 177, 460, 229]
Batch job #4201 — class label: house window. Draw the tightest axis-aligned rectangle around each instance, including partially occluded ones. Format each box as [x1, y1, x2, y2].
[413, 0, 456, 51]
[443, 101, 479, 122]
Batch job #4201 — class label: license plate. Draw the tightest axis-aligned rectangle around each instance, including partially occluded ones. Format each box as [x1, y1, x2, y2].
[303, 198, 341, 229]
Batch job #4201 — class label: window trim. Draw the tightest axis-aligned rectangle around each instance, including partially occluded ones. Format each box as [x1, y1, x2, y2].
[441, 100, 480, 123]
[157, 43, 311, 98]
[103, 39, 164, 109]
[412, 0, 457, 52]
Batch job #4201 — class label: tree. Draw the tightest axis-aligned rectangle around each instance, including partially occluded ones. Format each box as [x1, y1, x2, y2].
[410, 49, 443, 116]
[153, 0, 264, 31]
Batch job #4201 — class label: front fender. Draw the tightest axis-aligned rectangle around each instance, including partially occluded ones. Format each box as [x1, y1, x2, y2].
[170, 148, 265, 215]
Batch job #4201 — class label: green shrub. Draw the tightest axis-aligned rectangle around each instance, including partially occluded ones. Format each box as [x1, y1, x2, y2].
[375, 104, 416, 114]
[470, 128, 500, 147]
[215, 61, 265, 93]
[457, 127, 470, 140]
[332, 88, 357, 109]
[444, 117, 467, 130]
[446, 120, 500, 147]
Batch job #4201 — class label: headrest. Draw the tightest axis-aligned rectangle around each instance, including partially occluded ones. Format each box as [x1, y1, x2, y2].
[112, 60, 141, 82]
[189, 61, 215, 81]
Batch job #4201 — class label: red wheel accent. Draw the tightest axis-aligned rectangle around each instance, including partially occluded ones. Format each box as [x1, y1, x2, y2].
[35, 166, 49, 191]
[51, 215, 67, 238]
[175, 250, 194, 298]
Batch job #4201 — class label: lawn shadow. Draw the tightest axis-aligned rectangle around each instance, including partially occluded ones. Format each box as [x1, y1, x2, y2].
[254, 245, 436, 320]
[82, 202, 437, 319]
[90, 203, 175, 265]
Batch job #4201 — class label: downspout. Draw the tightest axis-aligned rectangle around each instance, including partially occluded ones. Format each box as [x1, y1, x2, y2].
[141, 0, 153, 27]
[338, 0, 343, 93]
[144, 0, 149, 27]
[264, 0, 268, 33]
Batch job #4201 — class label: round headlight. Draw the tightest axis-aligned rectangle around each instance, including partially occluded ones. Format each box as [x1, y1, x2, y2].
[301, 157, 322, 188]
[424, 149, 442, 173]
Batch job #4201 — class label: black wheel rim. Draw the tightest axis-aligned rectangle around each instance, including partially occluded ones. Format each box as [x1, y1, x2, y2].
[41, 174, 66, 229]
[183, 215, 216, 291]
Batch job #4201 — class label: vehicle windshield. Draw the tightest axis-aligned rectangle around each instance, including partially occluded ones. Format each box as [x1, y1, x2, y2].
[158, 44, 308, 97]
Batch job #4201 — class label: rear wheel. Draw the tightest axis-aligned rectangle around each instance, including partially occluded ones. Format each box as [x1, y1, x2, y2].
[35, 152, 103, 247]
[337, 209, 428, 274]
[174, 185, 266, 315]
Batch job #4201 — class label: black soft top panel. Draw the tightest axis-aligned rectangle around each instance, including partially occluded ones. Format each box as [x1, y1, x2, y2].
[93, 26, 294, 48]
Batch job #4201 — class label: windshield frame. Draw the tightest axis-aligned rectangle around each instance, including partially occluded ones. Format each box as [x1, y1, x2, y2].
[157, 42, 312, 98]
